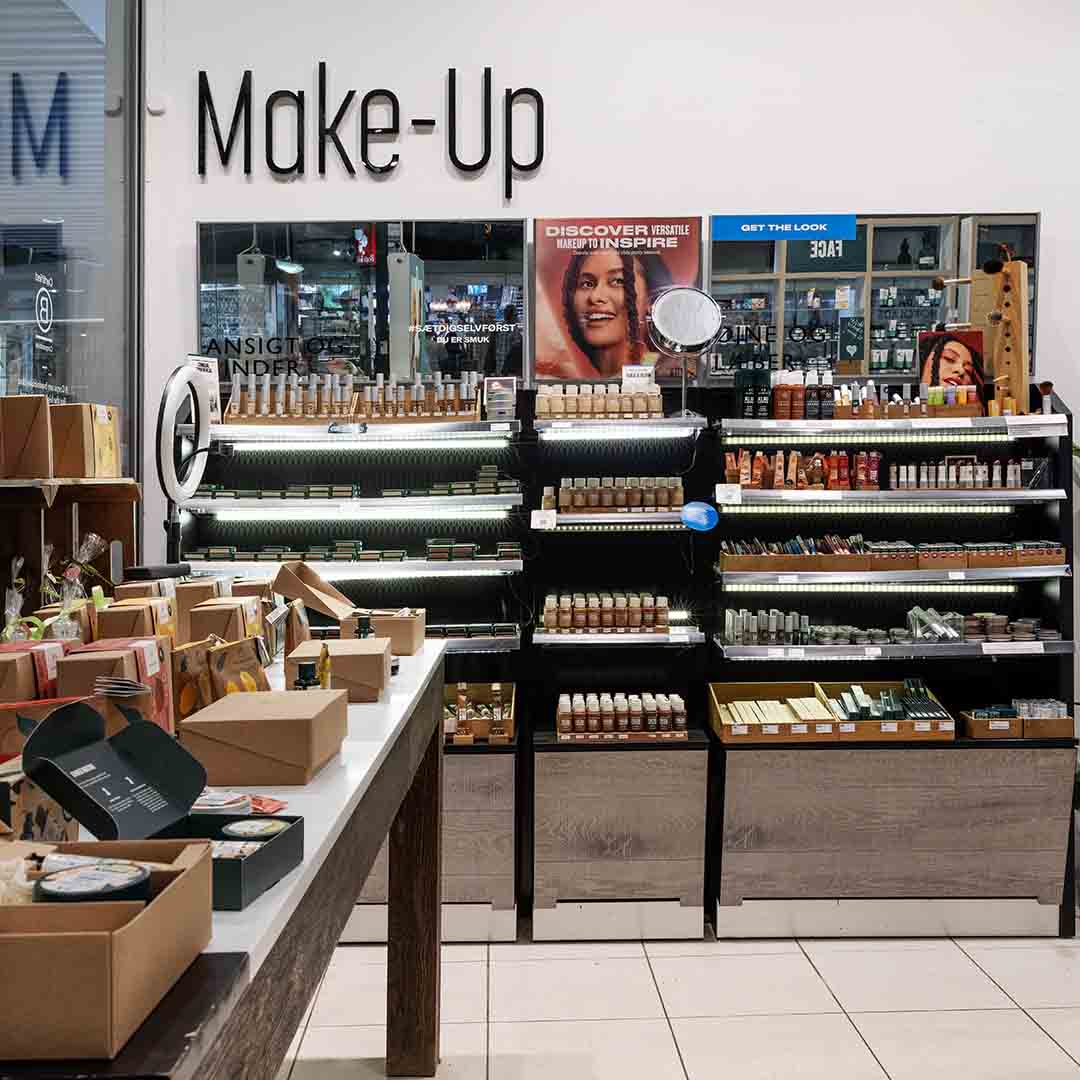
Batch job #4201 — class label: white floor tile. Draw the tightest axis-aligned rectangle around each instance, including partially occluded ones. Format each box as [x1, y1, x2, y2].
[646, 938, 800, 959]
[798, 938, 953, 952]
[674, 1014, 887, 1080]
[292, 1022, 485, 1080]
[651, 953, 839, 1018]
[803, 940, 1012, 1012]
[310, 962, 486, 1027]
[490, 957, 662, 1022]
[491, 941, 645, 962]
[964, 943, 1080, 1008]
[490, 1019, 684, 1080]
[853, 1010, 1079, 1080]
[1029, 1008, 1080, 1061]
[955, 937, 1080, 949]
[330, 944, 485, 965]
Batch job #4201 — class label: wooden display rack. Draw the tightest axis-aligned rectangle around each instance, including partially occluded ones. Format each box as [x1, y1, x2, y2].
[444, 682, 515, 745]
[224, 390, 481, 425]
[556, 730, 688, 744]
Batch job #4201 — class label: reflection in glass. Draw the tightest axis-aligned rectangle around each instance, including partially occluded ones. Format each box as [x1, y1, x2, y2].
[869, 277, 946, 375]
[704, 281, 777, 377]
[783, 278, 865, 373]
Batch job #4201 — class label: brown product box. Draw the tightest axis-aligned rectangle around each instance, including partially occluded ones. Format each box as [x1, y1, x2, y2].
[820, 681, 955, 743]
[231, 578, 273, 602]
[112, 596, 177, 642]
[189, 596, 262, 644]
[175, 580, 221, 645]
[96, 601, 155, 639]
[0, 651, 38, 703]
[49, 402, 121, 478]
[207, 637, 271, 699]
[708, 681, 829, 744]
[34, 601, 96, 643]
[0, 771, 79, 842]
[171, 639, 214, 724]
[1023, 714, 1074, 739]
[0, 394, 53, 478]
[0, 839, 212, 1060]
[285, 598, 312, 655]
[179, 689, 347, 785]
[0, 640, 68, 697]
[286, 638, 391, 703]
[57, 648, 138, 699]
[114, 581, 160, 600]
[961, 711, 1023, 739]
[341, 607, 426, 655]
[73, 637, 175, 734]
[272, 560, 354, 620]
[441, 682, 515, 742]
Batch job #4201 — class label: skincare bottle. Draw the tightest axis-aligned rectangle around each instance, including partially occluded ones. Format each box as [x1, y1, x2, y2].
[412, 375, 424, 417]
[557, 694, 573, 734]
[558, 595, 572, 630]
[283, 373, 296, 416]
[246, 371, 257, 416]
[586, 693, 601, 733]
[615, 693, 630, 731]
[600, 693, 615, 732]
[275, 373, 286, 417]
[317, 643, 332, 689]
[578, 383, 593, 416]
[228, 373, 242, 417]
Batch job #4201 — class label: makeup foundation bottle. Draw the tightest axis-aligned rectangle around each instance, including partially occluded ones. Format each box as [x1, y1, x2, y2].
[586, 693, 601, 733]
[671, 694, 687, 730]
[564, 384, 579, 416]
[656, 596, 670, 630]
[614, 477, 627, 509]
[656, 694, 672, 731]
[586, 477, 601, 508]
[558, 595, 572, 631]
[572, 595, 587, 632]
[629, 694, 643, 731]
[542, 486, 556, 511]
[572, 693, 586, 733]
[642, 477, 657, 511]
[670, 478, 685, 509]
[549, 385, 565, 417]
[544, 596, 558, 631]
[557, 694, 573, 734]
[607, 385, 621, 415]
[585, 594, 600, 630]
[600, 693, 615, 732]
[615, 693, 630, 731]
[572, 478, 586, 509]
[655, 477, 670, 510]
[642, 593, 656, 630]
[614, 594, 628, 629]
[558, 478, 573, 511]
[578, 383, 593, 416]
[600, 476, 615, 509]
[627, 477, 643, 510]
[628, 595, 643, 630]
[535, 386, 551, 417]
[643, 693, 658, 732]
[601, 595, 614, 631]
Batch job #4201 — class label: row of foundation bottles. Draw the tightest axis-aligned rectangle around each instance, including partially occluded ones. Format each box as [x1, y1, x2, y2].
[543, 476, 686, 511]
[226, 370, 481, 420]
[557, 691, 687, 733]
[543, 592, 671, 632]
[535, 382, 664, 418]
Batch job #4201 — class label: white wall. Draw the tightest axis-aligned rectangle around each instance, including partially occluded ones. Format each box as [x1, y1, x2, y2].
[143, 0, 1080, 559]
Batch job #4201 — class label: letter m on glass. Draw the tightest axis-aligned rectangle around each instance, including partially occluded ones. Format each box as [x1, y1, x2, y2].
[11, 72, 69, 181]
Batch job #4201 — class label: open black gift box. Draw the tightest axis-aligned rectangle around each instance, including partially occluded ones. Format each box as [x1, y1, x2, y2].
[21, 699, 304, 911]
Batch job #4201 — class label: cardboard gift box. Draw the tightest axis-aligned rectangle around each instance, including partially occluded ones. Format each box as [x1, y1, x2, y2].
[0, 639, 69, 697]
[72, 636, 175, 734]
[50, 401, 121, 478]
[0, 651, 38, 703]
[286, 638, 391, 702]
[0, 837, 211, 1060]
[57, 647, 139, 699]
[0, 769, 79, 841]
[110, 595, 177, 642]
[114, 580, 160, 600]
[207, 636, 271, 699]
[21, 698, 304, 913]
[0, 394, 53, 478]
[175, 579, 223, 644]
[190, 595, 262, 643]
[285, 598, 312, 655]
[341, 607, 426, 655]
[34, 600, 96, 642]
[272, 560, 354, 620]
[231, 577, 274, 601]
[179, 688, 347, 785]
[172, 638, 214, 724]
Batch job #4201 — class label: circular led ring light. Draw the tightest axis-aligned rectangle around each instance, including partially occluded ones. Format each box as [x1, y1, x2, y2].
[156, 363, 211, 503]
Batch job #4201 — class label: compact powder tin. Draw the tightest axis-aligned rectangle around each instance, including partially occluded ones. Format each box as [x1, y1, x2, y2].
[222, 818, 291, 840]
[34, 860, 151, 904]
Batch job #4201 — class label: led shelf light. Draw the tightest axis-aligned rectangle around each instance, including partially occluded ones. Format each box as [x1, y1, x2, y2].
[230, 437, 509, 453]
[190, 559, 522, 581]
[209, 507, 510, 523]
[724, 582, 1019, 595]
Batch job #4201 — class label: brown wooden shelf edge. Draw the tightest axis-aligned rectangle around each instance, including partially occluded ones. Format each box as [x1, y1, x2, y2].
[0, 478, 141, 508]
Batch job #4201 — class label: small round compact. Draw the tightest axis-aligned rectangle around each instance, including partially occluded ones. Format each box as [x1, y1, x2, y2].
[221, 818, 290, 841]
[34, 861, 151, 904]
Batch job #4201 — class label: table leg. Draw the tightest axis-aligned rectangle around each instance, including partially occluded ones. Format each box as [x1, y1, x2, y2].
[387, 721, 442, 1075]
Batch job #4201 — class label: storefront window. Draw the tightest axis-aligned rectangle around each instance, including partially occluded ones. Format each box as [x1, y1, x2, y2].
[0, 0, 137, 469]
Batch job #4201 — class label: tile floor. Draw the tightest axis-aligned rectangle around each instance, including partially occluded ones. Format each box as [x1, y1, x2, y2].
[278, 936, 1080, 1079]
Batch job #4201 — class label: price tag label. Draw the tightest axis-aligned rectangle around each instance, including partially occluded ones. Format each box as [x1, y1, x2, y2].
[990, 719, 1013, 731]
[714, 484, 742, 506]
[880, 721, 898, 733]
[621, 365, 654, 393]
[767, 647, 785, 658]
[791, 723, 808, 734]
[840, 722, 856, 733]
[815, 723, 833, 734]
[531, 509, 557, 531]
[157, 578, 177, 599]
[948, 571, 966, 581]
[95, 404, 110, 425]
[787, 647, 805, 658]
[981, 641, 1044, 655]
[778, 575, 800, 585]
[33, 642, 64, 681]
[732, 724, 749, 735]
[490, 422, 511, 432]
[136, 639, 161, 677]
[552, 421, 572, 429]
[864, 646, 882, 658]
[940, 720, 955, 731]
[914, 721, 931, 732]
[669, 630, 689, 642]
[763, 724, 780, 734]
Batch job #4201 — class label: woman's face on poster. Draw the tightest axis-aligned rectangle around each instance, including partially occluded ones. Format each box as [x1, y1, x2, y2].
[571, 251, 648, 353]
[923, 339, 976, 386]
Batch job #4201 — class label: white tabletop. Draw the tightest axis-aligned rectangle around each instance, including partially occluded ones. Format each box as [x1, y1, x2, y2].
[203, 640, 447, 978]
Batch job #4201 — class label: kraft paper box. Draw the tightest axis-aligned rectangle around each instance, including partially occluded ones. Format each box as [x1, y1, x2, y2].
[231, 577, 273, 602]
[0, 652, 38, 704]
[190, 596, 262, 644]
[111, 595, 177, 642]
[341, 607, 426, 655]
[0, 394, 53, 478]
[285, 598, 312, 655]
[0, 838, 212, 1061]
[114, 580, 160, 600]
[74, 636, 175, 734]
[95, 601, 154, 639]
[172, 638, 214, 724]
[175, 579, 222, 644]
[179, 688, 348, 786]
[49, 402, 121, 478]
[286, 638, 391, 703]
[207, 637, 270, 699]
[0, 640, 67, 697]
[272, 560, 355, 620]
[34, 601, 96, 643]
[57, 648, 139, 699]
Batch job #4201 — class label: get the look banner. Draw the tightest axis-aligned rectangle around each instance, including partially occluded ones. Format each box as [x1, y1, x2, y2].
[533, 217, 702, 381]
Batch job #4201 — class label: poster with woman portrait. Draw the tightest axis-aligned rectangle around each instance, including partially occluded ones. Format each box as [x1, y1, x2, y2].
[917, 329, 987, 403]
[533, 217, 702, 382]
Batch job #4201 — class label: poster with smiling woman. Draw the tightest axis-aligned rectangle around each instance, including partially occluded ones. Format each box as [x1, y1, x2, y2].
[533, 217, 702, 382]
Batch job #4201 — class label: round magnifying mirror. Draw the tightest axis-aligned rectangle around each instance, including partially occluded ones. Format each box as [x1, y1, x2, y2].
[647, 287, 722, 357]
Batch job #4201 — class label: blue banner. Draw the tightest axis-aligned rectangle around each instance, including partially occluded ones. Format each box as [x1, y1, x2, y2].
[711, 214, 857, 241]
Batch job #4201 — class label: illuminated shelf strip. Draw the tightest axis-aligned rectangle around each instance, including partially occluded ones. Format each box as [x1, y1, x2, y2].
[541, 511, 687, 533]
[715, 637, 1074, 660]
[187, 559, 523, 580]
[725, 582, 1019, 594]
[439, 631, 521, 654]
[732, 489, 1067, 506]
[182, 494, 522, 520]
[720, 415, 1067, 441]
[535, 416, 707, 441]
[229, 437, 509, 453]
[533, 627, 705, 646]
[722, 432, 1014, 446]
[179, 420, 521, 444]
[723, 504, 1013, 516]
[717, 565, 1069, 586]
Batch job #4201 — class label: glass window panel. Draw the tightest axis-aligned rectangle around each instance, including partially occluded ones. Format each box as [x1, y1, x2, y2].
[711, 240, 776, 276]
[868, 277, 946, 376]
[783, 278, 865, 374]
[872, 225, 942, 272]
[704, 281, 777, 376]
[786, 226, 867, 273]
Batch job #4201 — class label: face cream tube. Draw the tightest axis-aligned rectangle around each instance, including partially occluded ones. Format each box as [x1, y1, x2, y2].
[275, 372, 286, 416]
[245, 371, 257, 415]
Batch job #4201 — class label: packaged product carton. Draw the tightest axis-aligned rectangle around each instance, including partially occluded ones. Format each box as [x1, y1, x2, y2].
[286, 638, 391, 702]
[207, 636, 271, 699]
[0, 769, 79, 841]
[189, 595, 262, 643]
[57, 648, 139, 700]
[0, 394, 53, 478]
[0, 639, 69, 697]
[33, 601, 96, 643]
[272, 560, 354, 620]
[0, 838, 212, 1060]
[175, 579, 222, 644]
[172, 638, 214, 724]
[179, 688, 347, 785]
[114, 580, 160, 600]
[0, 651, 37, 703]
[231, 577, 273, 601]
[49, 401, 121, 478]
[72, 636, 175, 734]
[341, 607, 426, 655]
[109, 595, 177, 642]
[285, 598, 312, 655]
[21, 698, 304, 914]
